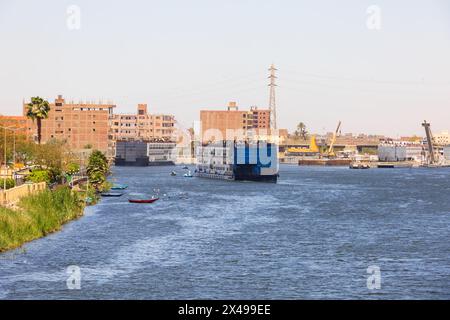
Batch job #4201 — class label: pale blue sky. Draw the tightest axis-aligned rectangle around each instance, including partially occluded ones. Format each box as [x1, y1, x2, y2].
[0, 0, 449, 136]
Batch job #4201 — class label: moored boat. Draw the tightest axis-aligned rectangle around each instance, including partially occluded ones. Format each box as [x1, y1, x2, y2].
[349, 162, 371, 169]
[101, 192, 124, 197]
[196, 141, 279, 183]
[111, 183, 128, 190]
[183, 170, 193, 177]
[128, 198, 159, 204]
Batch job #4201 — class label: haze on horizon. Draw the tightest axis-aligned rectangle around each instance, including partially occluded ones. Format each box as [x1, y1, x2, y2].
[0, 0, 449, 137]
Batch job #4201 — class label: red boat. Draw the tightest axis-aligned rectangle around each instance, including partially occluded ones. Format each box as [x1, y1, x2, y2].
[128, 198, 159, 204]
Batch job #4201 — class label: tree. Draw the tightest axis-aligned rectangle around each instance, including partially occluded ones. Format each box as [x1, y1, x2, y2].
[31, 140, 76, 183]
[294, 122, 308, 140]
[26, 97, 50, 144]
[86, 150, 109, 191]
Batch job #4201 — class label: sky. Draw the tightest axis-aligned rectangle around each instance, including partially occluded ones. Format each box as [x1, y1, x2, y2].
[0, 0, 449, 136]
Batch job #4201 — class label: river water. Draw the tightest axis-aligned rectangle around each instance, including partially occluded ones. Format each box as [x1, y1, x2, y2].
[0, 165, 449, 299]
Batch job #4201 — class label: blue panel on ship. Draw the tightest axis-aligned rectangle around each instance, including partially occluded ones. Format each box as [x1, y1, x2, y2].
[233, 143, 278, 182]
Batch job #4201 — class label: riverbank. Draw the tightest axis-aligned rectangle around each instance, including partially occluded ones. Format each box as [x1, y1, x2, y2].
[0, 186, 84, 253]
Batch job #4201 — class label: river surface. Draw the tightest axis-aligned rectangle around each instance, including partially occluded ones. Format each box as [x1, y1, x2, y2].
[1, 165, 449, 299]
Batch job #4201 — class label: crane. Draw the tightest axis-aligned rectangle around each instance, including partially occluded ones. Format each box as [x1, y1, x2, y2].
[422, 120, 436, 164]
[326, 121, 342, 158]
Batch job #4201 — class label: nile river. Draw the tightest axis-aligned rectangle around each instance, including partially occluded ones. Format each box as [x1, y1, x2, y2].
[1, 165, 449, 299]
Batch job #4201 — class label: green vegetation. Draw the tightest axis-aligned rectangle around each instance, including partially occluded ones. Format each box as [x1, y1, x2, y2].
[361, 147, 378, 155]
[87, 150, 110, 191]
[0, 186, 84, 252]
[0, 178, 15, 190]
[26, 169, 51, 184]
[66, 163, 80, 175]
[0, 97, 112, 252]
[26, 96, 50, 145]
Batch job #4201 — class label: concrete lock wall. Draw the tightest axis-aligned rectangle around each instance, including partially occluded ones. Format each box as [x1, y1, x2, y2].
[378, 145, 407, 162]
[444, 146, 450, 160]
[0, 182, 47, 206]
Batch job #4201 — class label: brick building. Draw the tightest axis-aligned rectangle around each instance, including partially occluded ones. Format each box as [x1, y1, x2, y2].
[23, 95, 115, 153]
[200, 102, 271, 143]
[0, 115, 28, 136]
[110, 103, 175, 142]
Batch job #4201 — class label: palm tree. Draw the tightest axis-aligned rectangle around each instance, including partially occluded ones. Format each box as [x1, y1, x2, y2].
[294, 122, 308, 140]
[26, 97, 50, 144]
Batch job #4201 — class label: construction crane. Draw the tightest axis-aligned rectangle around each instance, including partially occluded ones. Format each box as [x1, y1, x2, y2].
[326, 121, 342, 158]
[422, 120, 436, 164]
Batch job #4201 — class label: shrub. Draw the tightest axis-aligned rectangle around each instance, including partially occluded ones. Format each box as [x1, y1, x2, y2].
[27, 169, 50, 184]
[0, 178, 15, 190]
[66, 163, 80, 175]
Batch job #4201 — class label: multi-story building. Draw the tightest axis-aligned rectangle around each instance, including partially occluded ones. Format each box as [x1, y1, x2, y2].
[110, 104, 175, 142]
[0, 115, 28, 136]
[433, 131, 450, 146]
[378, 141, 424, 162]
[200, 102, 270, 143]
[23, 95, 115, 153]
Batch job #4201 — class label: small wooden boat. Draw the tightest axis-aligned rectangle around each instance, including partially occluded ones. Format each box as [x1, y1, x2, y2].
[182, 166, 189, 170]
[101, 192, 124, 197]
[111, 184, 128, 190]
[128, 198, 159, 204]
[170, 171, 177, 176]
[349, 163, 371, 169]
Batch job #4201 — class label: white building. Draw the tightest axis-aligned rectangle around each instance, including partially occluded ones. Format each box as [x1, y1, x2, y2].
[433, 131, 450, 146]
[147, 142, 176, 165]
[378, 141, 424, 162]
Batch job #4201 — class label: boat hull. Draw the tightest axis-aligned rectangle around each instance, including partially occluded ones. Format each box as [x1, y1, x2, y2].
[128, 198, 159, 203]
[101, 193, 124, 197]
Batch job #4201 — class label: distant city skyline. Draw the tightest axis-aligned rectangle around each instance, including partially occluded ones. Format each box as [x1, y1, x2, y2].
[0, 0, 449, 136]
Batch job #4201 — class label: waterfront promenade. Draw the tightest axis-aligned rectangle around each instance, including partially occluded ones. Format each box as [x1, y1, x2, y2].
[0, 182, 46, 207]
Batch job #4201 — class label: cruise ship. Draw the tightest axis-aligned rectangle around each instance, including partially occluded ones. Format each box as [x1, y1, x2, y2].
[195, 141, 279, 182]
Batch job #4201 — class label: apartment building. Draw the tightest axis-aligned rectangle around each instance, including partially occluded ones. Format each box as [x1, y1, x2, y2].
[433, 131, 450, 146]
[200, 102, 271, 143]
[0, 115, 28, 136]
[110, 104, 175, 142]
[23, 95, 115, 153]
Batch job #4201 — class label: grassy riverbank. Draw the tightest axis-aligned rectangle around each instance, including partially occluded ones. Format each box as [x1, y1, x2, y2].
[0, 186, 84, 252]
